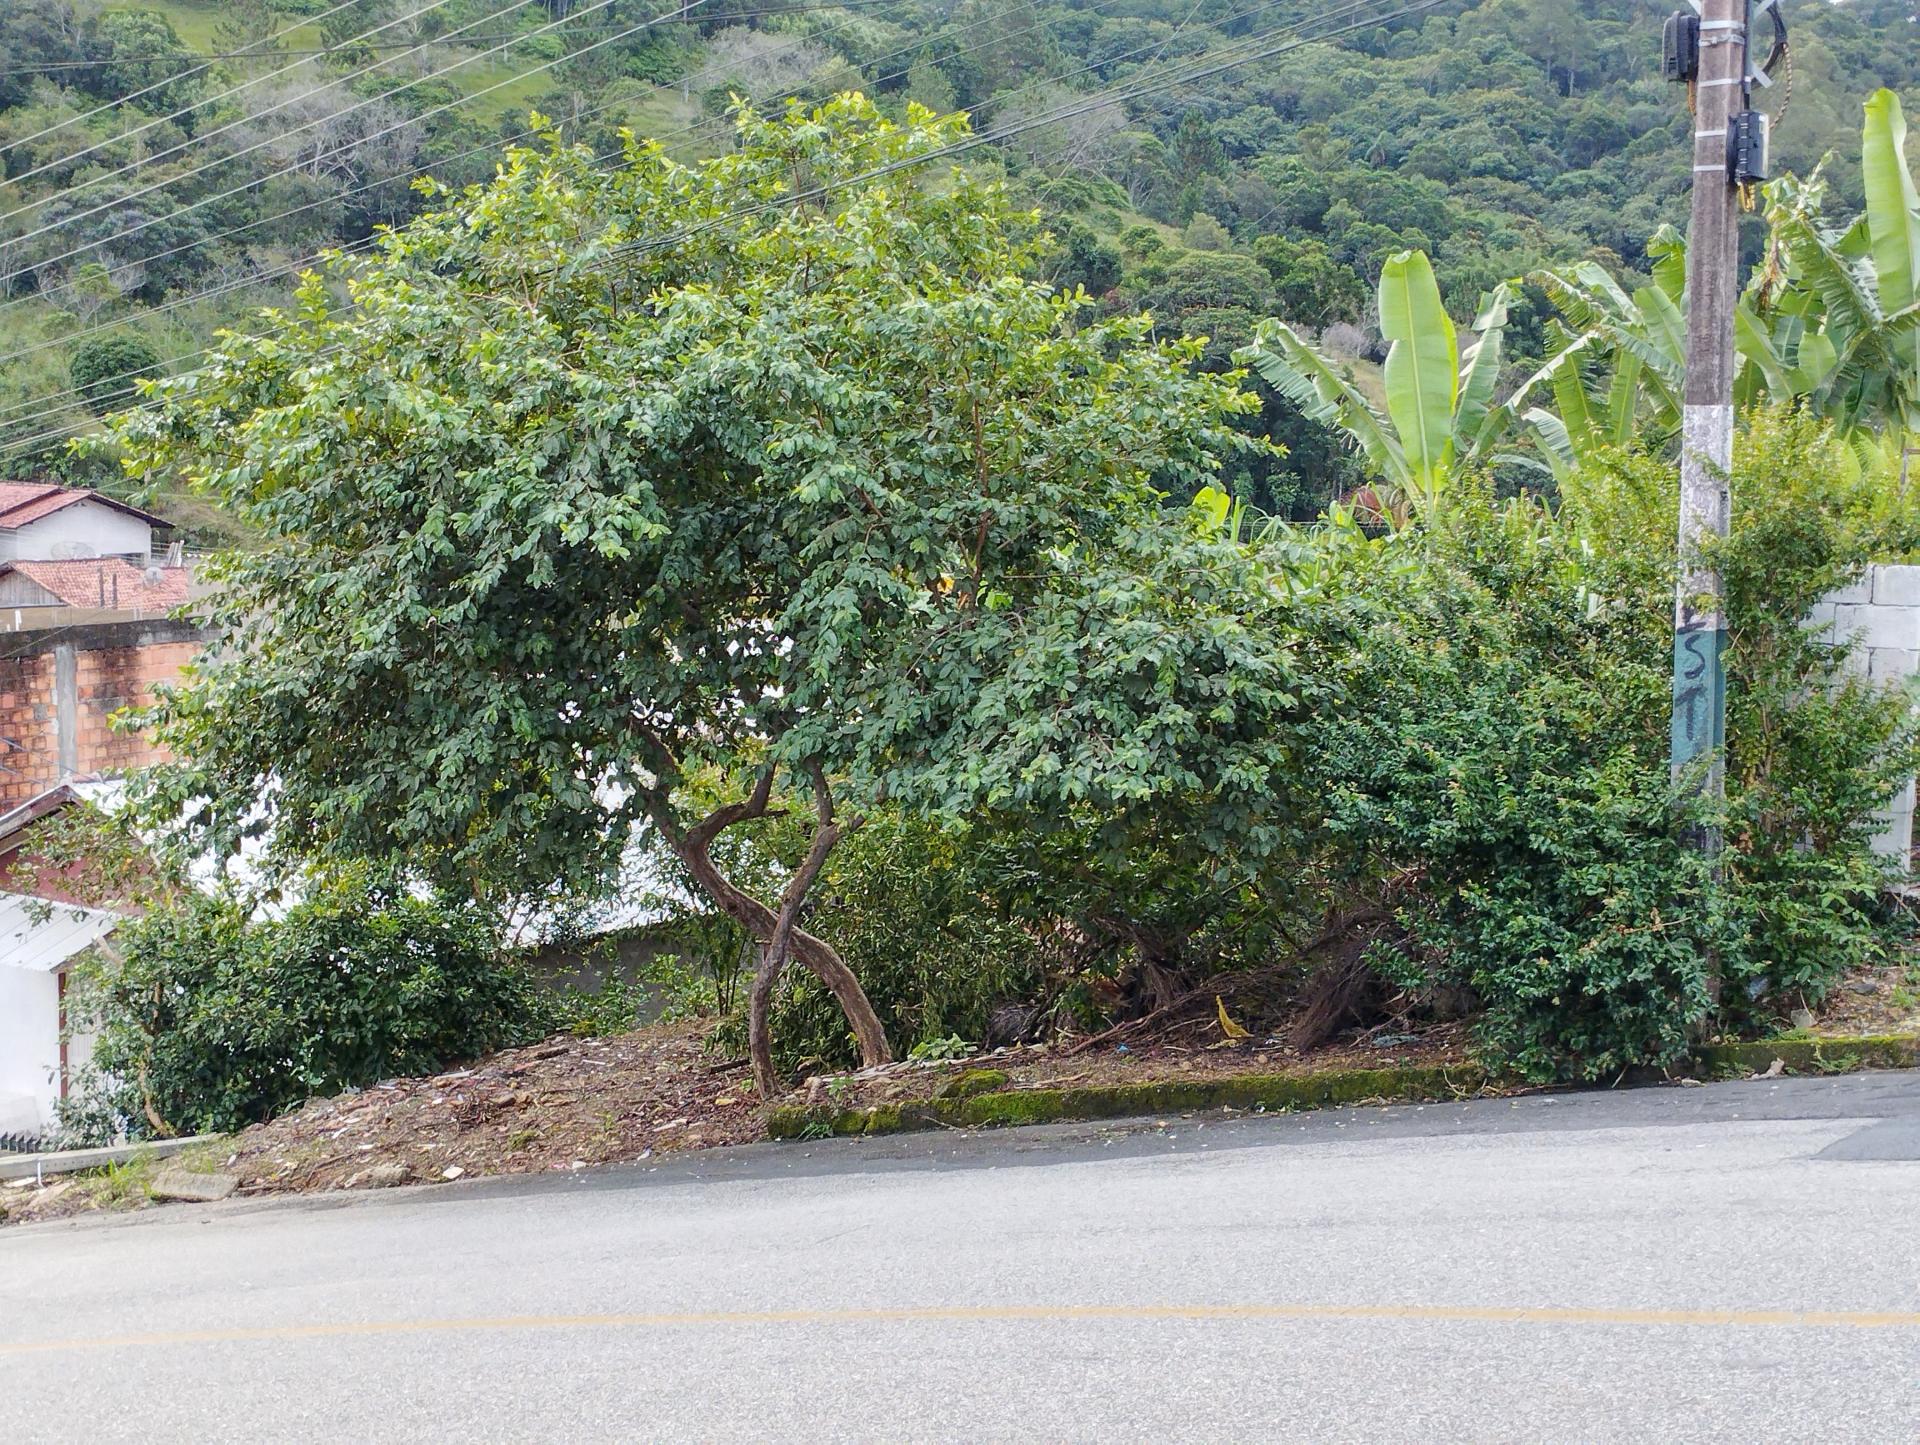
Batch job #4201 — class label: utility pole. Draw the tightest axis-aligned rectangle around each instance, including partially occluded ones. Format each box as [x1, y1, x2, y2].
[1669, 0, 1747, 820]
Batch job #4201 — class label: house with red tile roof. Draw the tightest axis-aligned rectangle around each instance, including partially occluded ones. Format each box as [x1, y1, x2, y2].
[0, 483, 171, 564]
[0, 559, 192, 615]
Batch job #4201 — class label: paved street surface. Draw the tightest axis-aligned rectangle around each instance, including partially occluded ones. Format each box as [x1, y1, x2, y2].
[5, 1072, 1919, 1442]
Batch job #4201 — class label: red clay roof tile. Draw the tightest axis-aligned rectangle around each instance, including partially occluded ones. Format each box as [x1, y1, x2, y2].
[0, 559, 192, 611]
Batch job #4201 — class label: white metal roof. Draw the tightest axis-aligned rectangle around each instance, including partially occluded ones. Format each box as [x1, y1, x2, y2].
[0, 891, 119, 973]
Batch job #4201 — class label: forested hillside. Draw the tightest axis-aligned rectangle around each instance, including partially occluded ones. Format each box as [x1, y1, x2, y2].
[2, 0, 1916, 517]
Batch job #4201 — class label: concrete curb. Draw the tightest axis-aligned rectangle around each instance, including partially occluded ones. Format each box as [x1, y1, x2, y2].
[0, 1135, 218, 1184]
[768, 1062, 1491, 1140]
[1688, 1033, 1920, 1077]
[767, 1034, 1920, 1142]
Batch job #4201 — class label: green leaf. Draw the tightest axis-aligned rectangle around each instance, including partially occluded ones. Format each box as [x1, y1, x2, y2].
[1771, 195, 1883, 350]
[1735, 299, 1794, 399]
[1791, 327, 1839, 393]
[1862, 88, 1920, 408]
[1603, 349, 1642, 447]
[1512, 338, 1598, 458]
[1647, 224, 1688, 306]
[1862, 89, 1920, 319]
[1192, 484, 1233, 533]
[1377, 250, 1458, 503]
[1454, 282, 1514, 462]
[1520, 407, 1576, 484]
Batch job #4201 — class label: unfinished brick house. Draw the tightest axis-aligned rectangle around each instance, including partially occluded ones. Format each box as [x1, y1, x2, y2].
[0, 618, 204, 809]
[0, 484, 204, 809]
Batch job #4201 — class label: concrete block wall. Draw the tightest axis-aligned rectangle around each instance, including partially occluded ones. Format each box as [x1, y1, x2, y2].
[1808, 564, 1920, 866]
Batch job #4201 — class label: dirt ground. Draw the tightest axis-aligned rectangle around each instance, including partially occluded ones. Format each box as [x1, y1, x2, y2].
[6, 954, 1917, 1229]
[1799, 954, 1920, 1035]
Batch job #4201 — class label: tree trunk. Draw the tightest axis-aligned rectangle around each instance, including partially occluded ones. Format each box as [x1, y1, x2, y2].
[644, 770, 893, 1088]
[745, 772, 844, 1098]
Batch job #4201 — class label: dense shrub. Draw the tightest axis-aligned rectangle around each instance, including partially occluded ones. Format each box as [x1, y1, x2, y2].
[675, 414, 1919, 1084]
[1310, 418, 1919, 1080]
[65, 874, 548, 1139]
[700, 797, 1304, 1075]
[1697, 412, 1920, 1023]
[1306, 495, 1719, 1079]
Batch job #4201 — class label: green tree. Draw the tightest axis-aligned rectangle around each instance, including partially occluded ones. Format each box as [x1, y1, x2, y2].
[1146, 250, 1273, 316]
[1181, 211, 1229, 252]
[111, 98, 1297, 1098]
[68, 334, 162, 412]
[0, 0, 85, 111]
[901, 54, 957, 115]
[1250, 234, 1368, 330]
[1053, 222, 1123, 296]
[81, 9, 201, 117]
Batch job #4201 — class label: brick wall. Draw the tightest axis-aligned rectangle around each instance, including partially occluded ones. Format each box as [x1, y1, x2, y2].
[0, 620, 203, 808]
[1808, 564, 1920, 865]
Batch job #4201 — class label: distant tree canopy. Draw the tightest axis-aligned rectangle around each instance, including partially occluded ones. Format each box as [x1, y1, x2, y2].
[7, 0, 1918, 509]
[69, 334, 161, 412]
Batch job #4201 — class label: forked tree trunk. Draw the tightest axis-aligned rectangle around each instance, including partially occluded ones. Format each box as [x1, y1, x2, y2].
[645, 769, 892, 1097]
[744, 773, 845, 1098]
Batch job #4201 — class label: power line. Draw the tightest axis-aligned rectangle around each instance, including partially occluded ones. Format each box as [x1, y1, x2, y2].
[0, 0, 480, 183]
[0, 0, 544, 230]
[0, 0, 1290, 378]
[0, 0, 708, 290]
[5, 0, 953, 392]
[0, 0, 1437, 457]
[0, 0, 1096, 331]
[0, 0, 393, 155]
[0, 1, 906, 77]
[0, 0, 1419, 451]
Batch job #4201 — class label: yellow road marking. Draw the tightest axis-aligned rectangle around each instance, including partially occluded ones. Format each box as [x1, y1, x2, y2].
[7, 1301, 1920, 1356]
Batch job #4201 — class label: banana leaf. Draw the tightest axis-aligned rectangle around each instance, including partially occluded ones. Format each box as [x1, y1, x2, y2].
[1238, 321, 1410, 489]
[1377, 250, 1458, 501]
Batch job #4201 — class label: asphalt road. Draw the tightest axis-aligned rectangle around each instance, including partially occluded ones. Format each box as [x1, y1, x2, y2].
[5, 1072, 1920, 1443]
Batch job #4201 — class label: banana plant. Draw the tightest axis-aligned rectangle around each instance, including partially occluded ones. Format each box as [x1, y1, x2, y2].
[1514, 238, 1689, 479]
[1764, 91, 1920, 455]
[1236, 250, 1516, 512]
[1523, 89, 1920, 479]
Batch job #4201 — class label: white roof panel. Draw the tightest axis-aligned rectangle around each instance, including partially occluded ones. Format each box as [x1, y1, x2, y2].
[0, 892, 119, 973]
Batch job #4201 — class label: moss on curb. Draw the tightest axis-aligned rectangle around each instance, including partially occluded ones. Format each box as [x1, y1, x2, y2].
[1689, 1034, 1920, 1077]
[936, 1069, 1011, 1100]
[766, 1033, 1920, 1143]
[767, 1061, 1490, 1140]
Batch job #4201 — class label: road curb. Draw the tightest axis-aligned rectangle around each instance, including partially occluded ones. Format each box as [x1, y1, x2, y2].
[1688, 1033, 1920, 1077]
[767, 1033, 1920, 1141]
[0, 1135, 219, 1184]
[767, 1061, 1493, 1140]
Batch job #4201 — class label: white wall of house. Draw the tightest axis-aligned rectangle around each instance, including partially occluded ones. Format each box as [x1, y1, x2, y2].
[0, 965, 60, 1135]
[5, 502, 153, 562]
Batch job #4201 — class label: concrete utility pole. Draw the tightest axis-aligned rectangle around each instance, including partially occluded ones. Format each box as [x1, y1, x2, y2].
[1670, 0, 1746, 813]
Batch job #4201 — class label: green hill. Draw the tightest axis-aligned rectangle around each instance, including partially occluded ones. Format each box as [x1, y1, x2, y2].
[2, 0, 1916, 520]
